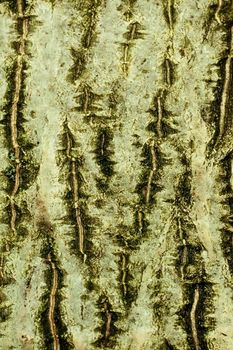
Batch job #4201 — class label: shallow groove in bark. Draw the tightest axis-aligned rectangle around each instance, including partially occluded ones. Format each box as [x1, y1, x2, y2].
[0, 3, 32, 340]
[94, 126, 115, 192]
[94, 295, 120, 348]
[217, 26, 233, 142]
[207, 19, 233, 154]
[9, 2, 28, 234]
[66, 126, 86, 258]
[163, 0, 176, 30]
[39, 243, 73, 350]
[65, 0, 104, 260]
[220, 153, 233, 274]
[0, 2, 29, 237]
[61, 2, 122, 345]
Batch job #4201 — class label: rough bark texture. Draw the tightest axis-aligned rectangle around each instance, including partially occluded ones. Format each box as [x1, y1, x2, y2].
[0, 0, 233, 349]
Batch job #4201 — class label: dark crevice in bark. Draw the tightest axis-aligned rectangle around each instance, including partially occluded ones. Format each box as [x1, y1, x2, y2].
[94, 127, 115, 191]
[175, 162, 203, 279]
[115, 231, 143, 308]
[94, 296, 120, 348]
[9, 200, 31, 239]
[0, 0, 28, 14]
[60, 4, 117, 341]
[12, 60, 39, 192]
[0, 5, 38, 319]
[146, 94, 177, 139]
[152, 269, 163, 317]
[108, 83, 121, 117]
[210, 58, 233, 149]
[1, 58, 39, 194]
[57, 124, 92, 259]
[118, 1, 144, 74]
[179, 240, 204, 283]
[134, 206, 147, 236]
[0, 2, 39, 242]
[175, 201, 216, 350]
[135, 143, 163, 206]
[85, 84, 119, 208]
[175, 216, 197, 281]
[0, 252, 15, 287]
[0, 245, 13, 324]
[67, 48, 87, 84]
[216, 0, 233, 26]
[162, 58, 175, 87]
[116, 224, 140, 250]
[117, 0, 137, 20]
[160, 339, 178, 350]
[67, 6, 125, 331]
[179, 280, 215, 350]
[0, 62, 18, 147]
[202, 3, 218, 39]
[63, 0, 108, 258]
[1, 60, 21, 191]
[119, 253, 128, 298]
[66, 2, 103, 84]
[37, 209, 74, 349]
[123, 21, 145, 41]
[120, 24, 144, 74]
[174, 160, 214, 350]
[75, 84, 102, 117]
[67, 0, 104, 84]
[196, 282, 216, 348]
[39, 240, 74, 350]
[60, 0, 103, 260]
[130, 92, 176, 314]
[79, 0, 103, 49]
[57, 125, 102, 332]
[207, 21, 233, 155]
[163, 0, 176, 30]
[176, 154, 192, 208]
[0, 303, 12, 323]
[120, 19, 145, 74]
[204, 58, 225, 150]
[118, 252, 139, 308]
[220, 152, 233, 274]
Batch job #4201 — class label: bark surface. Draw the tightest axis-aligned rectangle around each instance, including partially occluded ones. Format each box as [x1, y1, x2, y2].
[0, 0, 233, 349]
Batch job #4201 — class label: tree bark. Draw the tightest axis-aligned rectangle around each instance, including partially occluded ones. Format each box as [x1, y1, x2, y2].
[0, 0, 233, 349]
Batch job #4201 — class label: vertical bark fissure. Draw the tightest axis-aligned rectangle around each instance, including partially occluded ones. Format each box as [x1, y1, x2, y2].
[104, 301, 112, 339]
[165, 58, 172, 86]
[47, 252, 59, 350]
[220, 153, 233, 274]
[65, 1, 103, 259]
[145, 141, 157, 205]
[190, 286, 201, 350]
[218, 26, 233, 141]
[121, 253, 127, 297]
[66, 128, 85, 259]
[81, 0, 102, 49]
[174, 3, 233, 348]
[117, 1, 181, 346]
[10, 2, 28, 234]
[167, 0, 174, 31]
[157, 96, 163, 139]
[215, 0, 223, 24]
[120, 2, 142, 75]
[63, 2, 122, 345]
